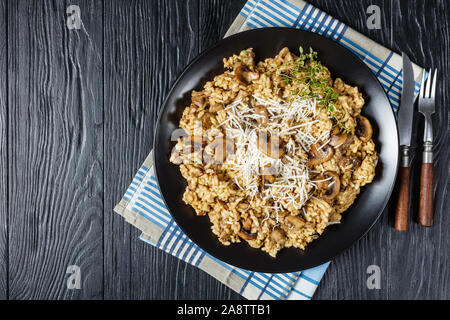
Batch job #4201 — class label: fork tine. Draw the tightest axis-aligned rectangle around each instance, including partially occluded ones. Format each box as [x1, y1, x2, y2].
[425, 69, 433, 98]
[431, 69, 437, 99]
[419, 70, 426, 98]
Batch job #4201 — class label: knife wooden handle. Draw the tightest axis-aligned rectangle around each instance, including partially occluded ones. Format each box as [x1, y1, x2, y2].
[419, 162, 434, 227]
[395, 166, 410, 231]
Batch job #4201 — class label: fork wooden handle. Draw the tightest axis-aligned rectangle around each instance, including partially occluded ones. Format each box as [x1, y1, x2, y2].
[419, 143, 434, 227]
[395, 166, 410, 231]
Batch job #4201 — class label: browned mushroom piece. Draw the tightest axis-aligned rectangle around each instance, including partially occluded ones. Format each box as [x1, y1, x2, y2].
[277, 211, 289, 218]
[238, 230, 257, 241]
[316, 171, 341, 201]
[234, 63, 260, 85]
[307, 142, 334, 166]
[254, 105, 269, 126]
[238, 218, 257, 241]
[257, 131, 285, 159]
[209, 137, 235, 163]
[199, 111, 213, 129]
[241, 216, 253, 231]
[286, 215, 305, 231]
[355, 115, 373, 142]
[276, 47, 293, 61]
[191, 91, 206, 108]
[329, 126, 348, 148]
[339, 157, 361, 171]
[276, 87, 285, 98]
[270, 227, 286, 246]
[233, 90, 249, 102]
[209, 103, 224, 113]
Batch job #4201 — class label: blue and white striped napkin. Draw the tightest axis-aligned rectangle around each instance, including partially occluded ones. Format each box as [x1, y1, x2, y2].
[114, 0, 425, 300]
[227, 0, 424, 110]
[115, 151, 329, 300]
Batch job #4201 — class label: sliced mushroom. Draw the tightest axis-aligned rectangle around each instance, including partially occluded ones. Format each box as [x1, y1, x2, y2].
[276, 87, 285, 98]
[191, 91, 206, 108]
[270, 227, 286, 246]
[238, 219, 257, 241]
[209, 137, 235, 163]
[241, 216, 253, 231]
[257, 131, 284, 159]
[209, 103, 224, 113]
[329, 126, 348, 148]
[334, 134, 354, 161]
[199, 111, 214, 129]
[238, 230, 257, 241]
[254, 105, 269, 126]
[316, 171, 341, 201]
[234, 63, 260, 85]
[286, 215, 305, 231]
[277, 211, 289, 218]
[307, 143, 334, 166]
[233, 90, 249, 102]
[276, 47, 293, 61]
[339, 157, 361, 171]
[355, 115, 373, 142]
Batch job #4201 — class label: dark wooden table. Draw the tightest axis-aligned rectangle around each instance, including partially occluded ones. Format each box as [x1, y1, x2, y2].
[0, 0, 449, 300]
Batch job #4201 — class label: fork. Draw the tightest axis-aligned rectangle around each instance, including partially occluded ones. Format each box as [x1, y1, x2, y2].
[418, 69, 437, 227]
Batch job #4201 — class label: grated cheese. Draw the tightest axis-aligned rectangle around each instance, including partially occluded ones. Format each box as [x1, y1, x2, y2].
[221, 94, 329, 214]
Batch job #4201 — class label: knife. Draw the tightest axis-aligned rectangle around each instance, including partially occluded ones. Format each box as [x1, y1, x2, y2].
[394, 53, 416, 231]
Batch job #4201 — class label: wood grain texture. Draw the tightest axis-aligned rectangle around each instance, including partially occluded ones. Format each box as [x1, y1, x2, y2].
[395, 166, 411, 231]
[388, 0, 450, 299]
[102, 0, 218, 300]
[7, 0, 103, 299]
[419, 163, 434, 227]
[311, 0, 392, 300]
[199, 0, 247, 50]
[0, 0, 7, 300]
[1, 0, 449, 300]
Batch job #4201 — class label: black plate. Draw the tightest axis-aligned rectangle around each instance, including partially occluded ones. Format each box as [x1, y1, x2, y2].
[153, 28, 398, 273]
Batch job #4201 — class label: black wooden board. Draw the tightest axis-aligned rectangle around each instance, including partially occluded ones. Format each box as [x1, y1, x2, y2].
[0, 0, 7, 300]
[7, 0, 103, 299]
[0, 0, 449, 300]
[386, 0, 450, 299]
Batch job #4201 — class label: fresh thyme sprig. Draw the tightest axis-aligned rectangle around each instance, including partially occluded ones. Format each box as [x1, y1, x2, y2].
[279, 46, 350, 133]
[327, 104, 351, 133]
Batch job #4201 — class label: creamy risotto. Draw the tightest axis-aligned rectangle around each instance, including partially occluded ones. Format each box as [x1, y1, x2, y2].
[170, 47, 377, 257]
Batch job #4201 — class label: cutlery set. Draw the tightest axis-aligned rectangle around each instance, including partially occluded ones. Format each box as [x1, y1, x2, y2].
[394, 53, 437, 231]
